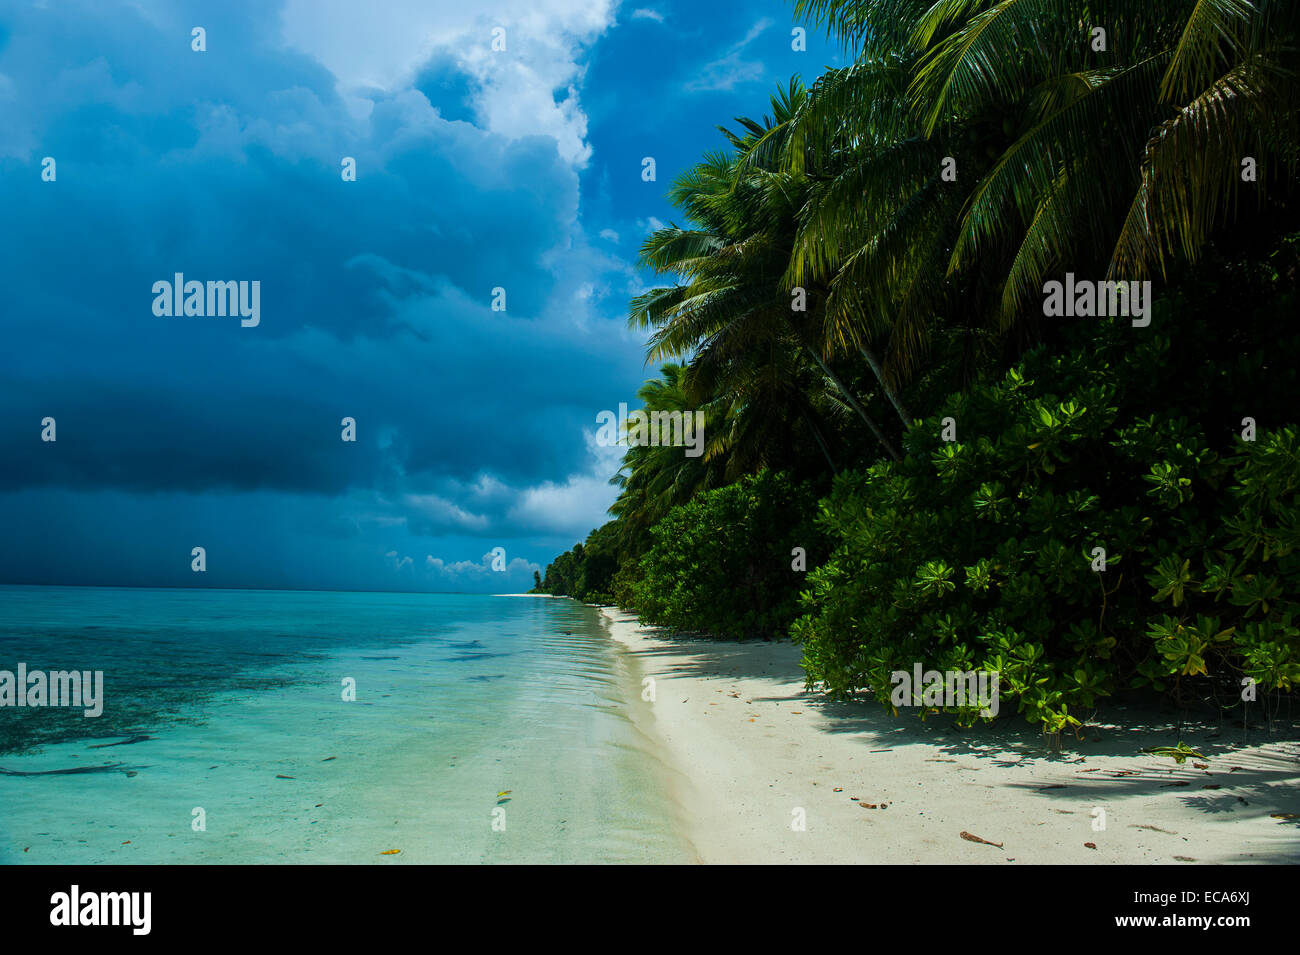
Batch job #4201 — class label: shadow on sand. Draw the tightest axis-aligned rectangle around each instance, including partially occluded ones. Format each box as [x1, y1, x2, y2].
[607, 610, 1300, 864]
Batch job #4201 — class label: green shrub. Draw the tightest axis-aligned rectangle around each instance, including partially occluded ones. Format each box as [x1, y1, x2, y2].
[630, 470, 825, 639]
[540, 521, 624, 602]
[794, 311, 1300, 733]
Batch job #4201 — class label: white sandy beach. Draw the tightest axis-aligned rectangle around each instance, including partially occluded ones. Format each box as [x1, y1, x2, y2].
[600, 607, 1300, 865]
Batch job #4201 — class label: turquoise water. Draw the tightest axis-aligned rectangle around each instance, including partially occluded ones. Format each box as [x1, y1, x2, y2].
[0, 586, 691, 863]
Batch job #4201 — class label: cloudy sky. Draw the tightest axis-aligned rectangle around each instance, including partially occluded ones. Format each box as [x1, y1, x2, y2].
[0, 0, 841, 592]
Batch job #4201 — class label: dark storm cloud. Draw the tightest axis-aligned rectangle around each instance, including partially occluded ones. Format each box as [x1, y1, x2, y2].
[0, 0, 641, 501]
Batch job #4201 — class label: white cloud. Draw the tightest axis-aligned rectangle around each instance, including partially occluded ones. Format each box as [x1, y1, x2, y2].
[685, 17, 772, 92]
[739, 17, 774, 46]
[469, 473, 510, 498]
[422, 552, 540, 581]
[402, 492, 491, 531]
[278, 0, 616, 166]
[630, 8, 664, 22]
[505, 428, 624, 535]
[385, 550, 414, 570]
[354, 420, 625, 543]
[599, 228, 619, 243]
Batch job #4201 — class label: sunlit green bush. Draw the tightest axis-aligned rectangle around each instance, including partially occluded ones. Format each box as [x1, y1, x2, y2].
[630, 470, 825, 639]
[795, 296, 1300, 733]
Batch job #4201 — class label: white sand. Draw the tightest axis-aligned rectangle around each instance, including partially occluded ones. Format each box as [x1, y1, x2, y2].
[600, 607, 1300, 864]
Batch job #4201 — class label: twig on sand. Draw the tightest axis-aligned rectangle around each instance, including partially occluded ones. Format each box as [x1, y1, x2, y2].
[960, 831, 1004, 848]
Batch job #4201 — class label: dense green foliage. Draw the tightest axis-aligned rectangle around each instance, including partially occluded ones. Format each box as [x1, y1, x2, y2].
[536, 0, 1300, 732]
[795, 246, 1300, 732]
[537, 520, 622, 604]
[630, 471, 826, 639]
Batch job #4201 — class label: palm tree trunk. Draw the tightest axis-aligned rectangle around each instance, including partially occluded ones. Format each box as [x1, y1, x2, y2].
[858, 345, 913, 427]
[800, 409, 838, 473]
[804, 347, 902, 462]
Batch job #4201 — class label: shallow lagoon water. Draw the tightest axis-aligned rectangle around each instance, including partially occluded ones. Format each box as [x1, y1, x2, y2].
[0, 586, 691, 863]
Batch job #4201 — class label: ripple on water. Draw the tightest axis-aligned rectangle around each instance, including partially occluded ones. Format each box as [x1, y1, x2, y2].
[0, 588, 692, 863]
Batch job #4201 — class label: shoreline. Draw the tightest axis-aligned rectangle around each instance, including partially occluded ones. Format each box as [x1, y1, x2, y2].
[599, 606, 1300, 864]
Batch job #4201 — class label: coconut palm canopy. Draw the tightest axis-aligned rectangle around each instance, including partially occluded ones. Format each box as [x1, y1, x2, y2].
[599, 0, 1298, 547]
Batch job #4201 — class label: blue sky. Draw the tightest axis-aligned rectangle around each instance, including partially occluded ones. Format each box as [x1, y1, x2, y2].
[0, 0, 844, 592]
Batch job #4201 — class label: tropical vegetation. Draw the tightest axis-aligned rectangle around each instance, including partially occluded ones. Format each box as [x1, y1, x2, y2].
[537, 0, 1300, 734]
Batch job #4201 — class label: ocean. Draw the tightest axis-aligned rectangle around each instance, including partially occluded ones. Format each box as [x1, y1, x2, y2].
[0, 586, 691, 864]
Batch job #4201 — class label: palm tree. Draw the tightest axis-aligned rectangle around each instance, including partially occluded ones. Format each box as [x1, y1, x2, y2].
[607, 352, 852, 563]
[789, 0, 1300, 329]
[606, 364, 727, 554]
[631, 82, 904, 462]
[746, 15, 987, 403]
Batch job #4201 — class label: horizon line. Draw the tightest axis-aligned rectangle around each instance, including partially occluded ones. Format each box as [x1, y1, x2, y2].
[0, 582, 541, 597]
